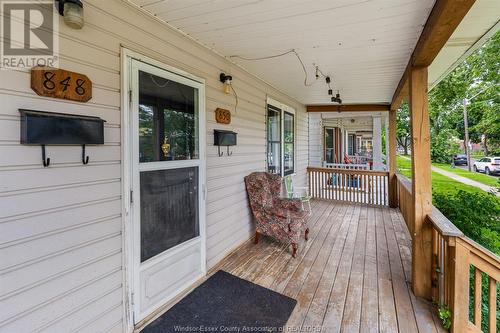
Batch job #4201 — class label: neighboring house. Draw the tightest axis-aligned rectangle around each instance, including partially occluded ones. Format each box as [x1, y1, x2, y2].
[459, 139, 483, 153]
[309, 112, 389, 170]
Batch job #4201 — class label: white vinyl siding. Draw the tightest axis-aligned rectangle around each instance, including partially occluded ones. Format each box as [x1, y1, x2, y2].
[0, 0, 308, 332]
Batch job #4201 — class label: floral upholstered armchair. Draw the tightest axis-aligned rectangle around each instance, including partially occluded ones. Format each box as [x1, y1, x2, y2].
[244, 172, 309, 257]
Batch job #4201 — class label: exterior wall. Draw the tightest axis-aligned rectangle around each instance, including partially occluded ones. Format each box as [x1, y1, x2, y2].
[308, 113, 323, 167]
[0, 1, 308, 332]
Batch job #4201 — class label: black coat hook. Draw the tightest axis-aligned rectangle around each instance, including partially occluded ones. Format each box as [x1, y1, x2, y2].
[82, 144, 89, 165]
[227, 146, 232, 156]
[41, 145, 50, 167]
[218, 146, 224, 157]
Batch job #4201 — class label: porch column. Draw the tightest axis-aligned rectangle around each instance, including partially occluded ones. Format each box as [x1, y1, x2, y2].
[409, 66, 433, 300]
[372, 114, 383, 170]
[388, 109, 398, 208]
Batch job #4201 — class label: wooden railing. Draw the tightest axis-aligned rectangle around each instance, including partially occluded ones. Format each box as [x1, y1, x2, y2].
[396, 173, 500, 333]
[323, 162, 370, 170]
[396, 174, 413, 233]
[307, 167, 389, 206]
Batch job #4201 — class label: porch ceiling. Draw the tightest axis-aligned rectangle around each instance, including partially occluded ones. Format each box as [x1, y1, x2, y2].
[428, 0, 500, 89]
[129, 0, 435, 104]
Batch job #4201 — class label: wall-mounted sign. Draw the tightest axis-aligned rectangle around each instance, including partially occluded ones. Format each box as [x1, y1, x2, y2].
[31, 66, 92, 102]
[215, 108, 231, 124]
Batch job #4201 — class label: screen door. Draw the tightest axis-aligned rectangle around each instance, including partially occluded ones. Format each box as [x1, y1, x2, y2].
[129, 59, 206, 322]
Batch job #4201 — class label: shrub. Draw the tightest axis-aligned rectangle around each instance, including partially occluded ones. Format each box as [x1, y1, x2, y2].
[433, 190, 500, 255]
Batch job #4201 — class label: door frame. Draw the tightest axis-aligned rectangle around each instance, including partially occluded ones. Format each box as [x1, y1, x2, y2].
[120, 48, 206, 331]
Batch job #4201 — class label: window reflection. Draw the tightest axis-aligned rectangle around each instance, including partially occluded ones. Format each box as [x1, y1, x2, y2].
[139, 71, 199, 162]
[267, 106, 281, 174]
[284, 112, 294, 175]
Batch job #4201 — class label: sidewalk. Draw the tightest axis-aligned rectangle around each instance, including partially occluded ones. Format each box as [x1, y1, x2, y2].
[431, 166, 499, 196]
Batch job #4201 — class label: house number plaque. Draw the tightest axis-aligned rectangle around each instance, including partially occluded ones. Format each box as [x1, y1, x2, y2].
[215, 108, 231, 124]
[31, 66, 92, 102]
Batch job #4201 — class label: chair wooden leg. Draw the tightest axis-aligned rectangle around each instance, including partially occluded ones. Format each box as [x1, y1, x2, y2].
[254, 231, 260, 244]
[305, 228, 309, 241]
[292, 243, 298, 258]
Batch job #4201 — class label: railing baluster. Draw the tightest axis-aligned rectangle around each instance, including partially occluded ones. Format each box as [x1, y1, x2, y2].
[431, 229, 438, 301]
[335, 171, 339, 201]
[488, 277, 497, 333]
[348, 174, 352, 203]
[324, 170, 327, 200]
[343, 173, 346, 202]
[474, 267, 482, 327]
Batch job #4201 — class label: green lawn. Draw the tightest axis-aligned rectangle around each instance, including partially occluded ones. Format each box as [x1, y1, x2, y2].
[396, 155, 485, 195]
[432, 163, 499, 188]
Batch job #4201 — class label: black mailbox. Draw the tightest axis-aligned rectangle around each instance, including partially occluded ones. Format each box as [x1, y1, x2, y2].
[214, 130, 237, 156]
[19, 109, 106, 167]
[214, 129, 237, 146]
[20, 109, 105, 145]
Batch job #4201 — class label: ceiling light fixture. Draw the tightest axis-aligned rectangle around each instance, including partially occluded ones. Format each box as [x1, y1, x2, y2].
[57, 0, 84, 29]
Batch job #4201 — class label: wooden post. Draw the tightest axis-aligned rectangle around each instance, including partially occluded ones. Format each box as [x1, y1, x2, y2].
[388, 109, 398, 208]
[409, 66, 433, 299]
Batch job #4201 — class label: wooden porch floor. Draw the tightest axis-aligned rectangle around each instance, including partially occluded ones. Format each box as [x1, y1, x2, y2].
[212, 199, 446, 333]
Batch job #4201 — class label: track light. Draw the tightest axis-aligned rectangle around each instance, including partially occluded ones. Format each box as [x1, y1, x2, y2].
[219, 73, 233, 94]
[331, 91, 342, 104]
[328, 89, 333, 95]
[325, 76, 331, 84]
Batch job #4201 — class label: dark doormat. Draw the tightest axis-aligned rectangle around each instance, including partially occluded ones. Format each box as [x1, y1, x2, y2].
[141, 270, 297, 333]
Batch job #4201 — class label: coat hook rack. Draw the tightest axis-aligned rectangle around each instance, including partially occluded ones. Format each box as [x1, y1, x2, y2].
[82, 144, 89, 165]
[41, 145, 50, 167]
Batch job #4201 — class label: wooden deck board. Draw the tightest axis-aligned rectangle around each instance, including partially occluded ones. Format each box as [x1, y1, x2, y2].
[213, 199, 444, 332]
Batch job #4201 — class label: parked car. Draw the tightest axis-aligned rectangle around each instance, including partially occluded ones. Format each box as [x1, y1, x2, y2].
[473, 157, 500, 175]
[452, 154, 468, 166]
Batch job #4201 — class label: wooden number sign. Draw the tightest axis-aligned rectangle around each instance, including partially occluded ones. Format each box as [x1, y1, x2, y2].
[215, 108, 231, 124]
[31, 66, 92, 102]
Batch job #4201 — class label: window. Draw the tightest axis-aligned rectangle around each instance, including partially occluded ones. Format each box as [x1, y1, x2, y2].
[360, 139, 373, 155]
[284, 112, 294, 175]
[138, 70, 198, 162]
[267, 104, 281, 174]
[324, 127, 335, 163]
[348, 134, 356, 155]
[267, 98, 295, 176]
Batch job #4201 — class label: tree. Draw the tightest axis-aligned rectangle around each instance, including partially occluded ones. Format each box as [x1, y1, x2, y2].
[396, 103, 411, 155]
[429, 31, 500, 156]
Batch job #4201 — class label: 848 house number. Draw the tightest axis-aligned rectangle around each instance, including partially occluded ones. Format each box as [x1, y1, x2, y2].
[31, 67, 92, 103]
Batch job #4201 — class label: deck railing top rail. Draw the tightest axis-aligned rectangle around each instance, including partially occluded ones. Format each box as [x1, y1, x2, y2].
[308, 166, 388, 176]
[427, 207, 464, 238]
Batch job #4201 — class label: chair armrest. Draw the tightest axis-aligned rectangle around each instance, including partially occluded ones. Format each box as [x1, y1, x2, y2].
[276, 197, 303, 211]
